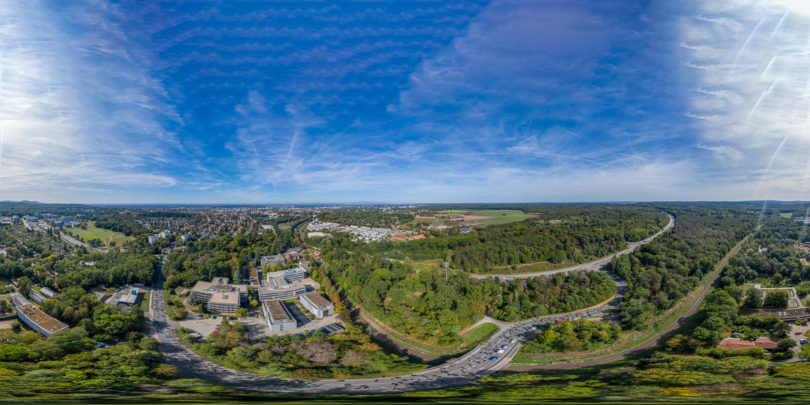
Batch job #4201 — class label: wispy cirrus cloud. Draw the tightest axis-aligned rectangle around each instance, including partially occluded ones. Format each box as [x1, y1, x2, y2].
[679, 0, 810, 199]
[0, 1, 186, 202]
[7, 0, 810, 204]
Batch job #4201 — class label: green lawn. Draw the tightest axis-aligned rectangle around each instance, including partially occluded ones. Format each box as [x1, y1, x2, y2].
[409, 258, 444, 271]
[780, 212, 794, 218]
[65, 221, 133, 246]
[460, 322, 500, 350]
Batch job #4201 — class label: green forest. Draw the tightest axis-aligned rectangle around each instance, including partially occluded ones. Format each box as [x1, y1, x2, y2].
[607, 207, 755, 329]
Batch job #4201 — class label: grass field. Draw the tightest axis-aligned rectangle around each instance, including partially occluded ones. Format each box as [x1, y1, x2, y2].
[409, 258, 444, 271]
[459, 322, 500, 350]
[488, 259, 581, 274]
[66, 221, 133, 246]
[466, 210, 533, 225]
[780, 212, 794, 218]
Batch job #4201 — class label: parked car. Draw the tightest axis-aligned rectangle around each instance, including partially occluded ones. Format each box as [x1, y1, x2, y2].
[801, 339, 808, 345]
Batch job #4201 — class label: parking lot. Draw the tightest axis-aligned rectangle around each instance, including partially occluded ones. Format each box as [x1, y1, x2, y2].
[177, 308, 342, 340]
[178, 314, 270, 340]
[789, 323, 809, 354]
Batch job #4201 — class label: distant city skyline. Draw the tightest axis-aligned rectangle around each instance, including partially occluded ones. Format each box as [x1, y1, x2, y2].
[2, 1, 809, 204]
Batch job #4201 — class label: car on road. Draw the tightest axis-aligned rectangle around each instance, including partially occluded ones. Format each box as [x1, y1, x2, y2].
[489, 356, 499, 361]
[801, 339, 808, 345]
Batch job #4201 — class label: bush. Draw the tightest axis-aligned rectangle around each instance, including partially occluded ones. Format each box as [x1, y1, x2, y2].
[170, 307, 187, 321]
[764, 290, 789, 309]
[771, 351, 794, 361]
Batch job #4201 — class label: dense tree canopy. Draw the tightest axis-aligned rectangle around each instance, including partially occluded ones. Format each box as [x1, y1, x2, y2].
[607, 207, 754, 330]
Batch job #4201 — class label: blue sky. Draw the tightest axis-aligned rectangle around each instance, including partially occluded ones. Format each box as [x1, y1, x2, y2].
[1, 0, 809, 203]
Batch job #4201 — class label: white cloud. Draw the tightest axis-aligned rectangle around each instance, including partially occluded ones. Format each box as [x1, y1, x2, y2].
[680, 0, 810, 199]
[0, 1, 182, 201]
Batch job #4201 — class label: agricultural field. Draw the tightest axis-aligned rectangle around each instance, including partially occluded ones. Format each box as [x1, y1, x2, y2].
[65, 221, 133, 246]
[421, 209, 533, 226]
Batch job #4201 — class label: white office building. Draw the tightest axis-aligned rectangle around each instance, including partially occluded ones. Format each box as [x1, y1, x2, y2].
[10, 293, 68, 337]
[262, 300, 297, 332]
[258, 277, 306, 301]
[299, 291, 334, 318]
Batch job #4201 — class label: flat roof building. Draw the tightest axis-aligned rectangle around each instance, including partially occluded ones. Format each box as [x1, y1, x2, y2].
[320, 322, 345, 336]
[209, 292, 240, 314]
[29, 290, 46, 304]
[300, 291, 334, 318]
[117, 288, 140, 305]
[258, 277, 306, 301]
[190, 277, 248, 313]
[40, 287, 56, 299]
[10, 293, 68, 337]
[265, 266, 306, 284]
[262, 300, 297, 332]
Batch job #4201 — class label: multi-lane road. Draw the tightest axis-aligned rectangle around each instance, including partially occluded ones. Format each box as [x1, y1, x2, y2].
[149, 214, 673, 394]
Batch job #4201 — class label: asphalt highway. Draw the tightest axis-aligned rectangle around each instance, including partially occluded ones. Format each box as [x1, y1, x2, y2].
[150, 214, 670, 394]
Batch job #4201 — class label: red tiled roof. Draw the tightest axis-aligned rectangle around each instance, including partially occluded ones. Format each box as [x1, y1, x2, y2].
[716, 337, 780, 350]
[754, 336, 780, 350]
